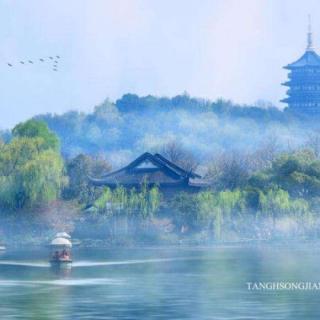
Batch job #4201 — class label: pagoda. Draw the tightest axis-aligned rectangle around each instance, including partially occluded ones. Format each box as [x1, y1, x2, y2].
[282, 18, 320, 114]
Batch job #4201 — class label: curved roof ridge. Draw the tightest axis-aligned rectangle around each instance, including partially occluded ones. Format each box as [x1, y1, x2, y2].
[285, 50, 320, 69]
[153, 153, 201, 178]
[88, 152, 203, 186]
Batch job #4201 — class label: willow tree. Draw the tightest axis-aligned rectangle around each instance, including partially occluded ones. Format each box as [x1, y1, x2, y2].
[197, 190, 245, 240]
[12, 119, 59, 151]
[0, 121, 66, 210]
[259, 188, 291, 230]
[169, 192, 200, 232]
[289, 198, 311, 237]
[94, 185, 161, 238]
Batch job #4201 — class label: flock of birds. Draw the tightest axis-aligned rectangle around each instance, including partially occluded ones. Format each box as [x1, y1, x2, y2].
[7, 55, 61, 71]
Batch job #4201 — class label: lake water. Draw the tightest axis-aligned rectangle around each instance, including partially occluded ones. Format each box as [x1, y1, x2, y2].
[1, 245, 320, 319]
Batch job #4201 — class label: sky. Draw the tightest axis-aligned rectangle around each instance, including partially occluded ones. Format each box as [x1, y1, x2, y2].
[0, 0, 319, 128]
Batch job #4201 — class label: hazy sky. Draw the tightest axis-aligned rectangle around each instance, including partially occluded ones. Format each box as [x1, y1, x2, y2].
[0, 0, 319, 128]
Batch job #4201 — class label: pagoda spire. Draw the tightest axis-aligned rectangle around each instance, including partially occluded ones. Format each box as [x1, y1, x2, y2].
[307, 14, 314, 51]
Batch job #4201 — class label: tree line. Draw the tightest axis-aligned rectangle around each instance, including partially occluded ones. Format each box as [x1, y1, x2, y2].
[2, 118, 320, 243]
[6, 93, 314, 163]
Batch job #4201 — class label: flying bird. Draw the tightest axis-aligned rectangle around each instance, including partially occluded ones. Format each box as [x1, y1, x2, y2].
[6, 54, 62, 71]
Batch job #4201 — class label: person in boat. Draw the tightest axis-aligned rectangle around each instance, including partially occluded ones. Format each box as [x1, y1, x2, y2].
[60, 249, 70, 260]
[50, 237, 72, 264]
[52, 251, 60, 261]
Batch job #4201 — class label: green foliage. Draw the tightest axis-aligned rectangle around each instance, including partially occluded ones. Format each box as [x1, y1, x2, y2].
[197, 190, 245, 239]
[169, 190, 245, 239]
[13, 119, 60, 151]
[93, 185, 161, 240]
[0, 122, 65, 210]
[169, 192, 200, 231]
[36, 93, 291, 159]
[4, 107, 320, 242]
[95, 185, 161, 219]
[249, 150, 320, 198]
[168, 185, 315, 241]
[20, 150, 65, 205]
[258, 188, 291, 227]
[63, 154, 111, 203]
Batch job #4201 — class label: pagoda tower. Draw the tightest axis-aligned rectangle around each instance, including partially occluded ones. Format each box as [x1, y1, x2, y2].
[281, 18, 320, 114]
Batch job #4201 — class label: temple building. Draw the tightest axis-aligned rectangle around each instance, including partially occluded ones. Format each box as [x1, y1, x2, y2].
[89, 152, 209, 196]
[281, 19, 320, 114]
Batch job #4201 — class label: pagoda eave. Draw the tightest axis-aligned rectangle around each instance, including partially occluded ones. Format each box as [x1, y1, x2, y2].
[281, 30, 320, 113]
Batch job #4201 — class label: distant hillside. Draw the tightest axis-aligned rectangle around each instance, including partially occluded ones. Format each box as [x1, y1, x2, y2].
[32, 93, 317, 166]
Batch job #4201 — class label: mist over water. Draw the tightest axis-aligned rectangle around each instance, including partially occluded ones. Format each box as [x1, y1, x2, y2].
[1, 1, 320, 318]
[0, 257, 198, 268]
[1, 246, 320, 319]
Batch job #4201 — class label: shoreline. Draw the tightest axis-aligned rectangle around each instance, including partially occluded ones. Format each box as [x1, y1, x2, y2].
[3, 237, 320, 251]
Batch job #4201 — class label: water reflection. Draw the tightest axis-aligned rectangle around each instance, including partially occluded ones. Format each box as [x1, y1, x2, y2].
[1, 246, 320, 319]
[50, 264, 72, 277]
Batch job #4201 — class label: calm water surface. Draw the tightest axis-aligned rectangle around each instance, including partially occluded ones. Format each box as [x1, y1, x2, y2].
[1, 245, 320, 319]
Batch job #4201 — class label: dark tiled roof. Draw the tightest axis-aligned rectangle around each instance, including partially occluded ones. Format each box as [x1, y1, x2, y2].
[285, 50, 320, 69]
[89, 152, 208, 188]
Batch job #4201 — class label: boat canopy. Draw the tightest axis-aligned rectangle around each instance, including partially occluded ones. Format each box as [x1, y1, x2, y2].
[55, 232, 71, 239]
[50, 237, 72, 248]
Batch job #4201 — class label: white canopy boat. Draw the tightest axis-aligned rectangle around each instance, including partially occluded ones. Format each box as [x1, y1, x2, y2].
[49, 237, 72, 266]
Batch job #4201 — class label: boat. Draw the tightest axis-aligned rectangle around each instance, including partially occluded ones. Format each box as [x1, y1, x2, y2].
[54, 232, 71, 239]
[49, 237, 72, 267]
